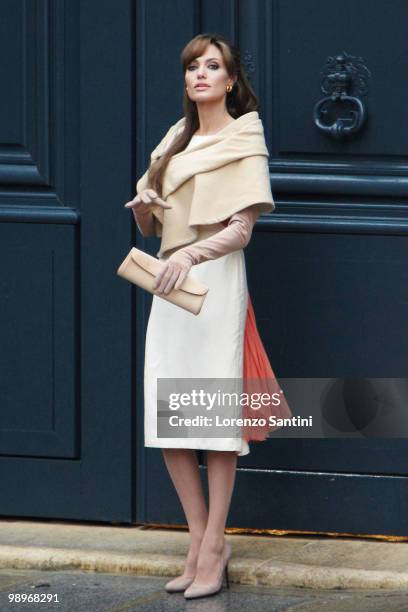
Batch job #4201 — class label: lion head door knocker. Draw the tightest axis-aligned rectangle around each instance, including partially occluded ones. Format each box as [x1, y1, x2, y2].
[313, 52, 371, 140]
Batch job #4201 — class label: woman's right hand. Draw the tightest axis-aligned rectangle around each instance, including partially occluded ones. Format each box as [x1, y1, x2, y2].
[124, 189, 172, 214]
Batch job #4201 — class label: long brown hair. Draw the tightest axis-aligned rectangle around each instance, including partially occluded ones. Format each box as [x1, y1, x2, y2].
[147, 33, 258, 197]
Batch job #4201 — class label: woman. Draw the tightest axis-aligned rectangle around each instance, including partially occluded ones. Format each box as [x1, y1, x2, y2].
[124, 33, 292, 600]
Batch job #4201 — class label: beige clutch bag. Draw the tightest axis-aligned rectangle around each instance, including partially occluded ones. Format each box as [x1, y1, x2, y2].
[116, 247, 209, 315]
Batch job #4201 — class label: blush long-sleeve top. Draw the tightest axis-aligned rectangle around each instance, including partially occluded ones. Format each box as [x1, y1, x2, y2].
[133, 204, 261, 266]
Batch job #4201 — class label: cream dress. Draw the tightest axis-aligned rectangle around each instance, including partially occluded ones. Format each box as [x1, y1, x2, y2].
[143, 134, 250, 456]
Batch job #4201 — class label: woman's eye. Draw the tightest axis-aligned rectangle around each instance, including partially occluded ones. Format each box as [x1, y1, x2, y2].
[187, 63, 219, 70]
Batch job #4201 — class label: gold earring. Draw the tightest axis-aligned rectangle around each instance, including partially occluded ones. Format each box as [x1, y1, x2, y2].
[226, 83, 232, 93]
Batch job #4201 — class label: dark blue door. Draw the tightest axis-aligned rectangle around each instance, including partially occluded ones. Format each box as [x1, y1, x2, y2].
[135, 0, 408, 537]
[0, 0, 135, 521]
[2, 0, 408, 535]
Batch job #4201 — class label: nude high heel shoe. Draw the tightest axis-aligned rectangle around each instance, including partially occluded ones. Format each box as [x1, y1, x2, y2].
[183, 541, 232, 599]
[165, 574, 195, 593]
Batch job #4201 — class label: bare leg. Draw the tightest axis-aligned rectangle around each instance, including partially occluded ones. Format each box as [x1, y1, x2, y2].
[162, 448, 209, 577]
[192, 450, 237, 584]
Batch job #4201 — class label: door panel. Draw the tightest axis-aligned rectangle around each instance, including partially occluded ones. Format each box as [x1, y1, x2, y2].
[0, 0, 135, 521]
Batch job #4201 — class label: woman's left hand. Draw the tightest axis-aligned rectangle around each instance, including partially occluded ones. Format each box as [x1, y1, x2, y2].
[153, 250, 194, 294]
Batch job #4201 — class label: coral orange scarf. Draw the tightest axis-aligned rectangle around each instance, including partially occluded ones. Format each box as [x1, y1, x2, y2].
[242, 293, 293, 442]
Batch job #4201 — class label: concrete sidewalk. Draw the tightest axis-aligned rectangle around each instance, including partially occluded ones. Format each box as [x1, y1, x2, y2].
[0, 520, 408, 590]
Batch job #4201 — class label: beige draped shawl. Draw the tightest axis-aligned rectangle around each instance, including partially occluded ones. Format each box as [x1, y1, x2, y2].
[136, 110, 274, 258]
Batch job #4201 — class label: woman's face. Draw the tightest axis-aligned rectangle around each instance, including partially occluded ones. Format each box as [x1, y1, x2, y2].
[185, 43, 233, 103]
